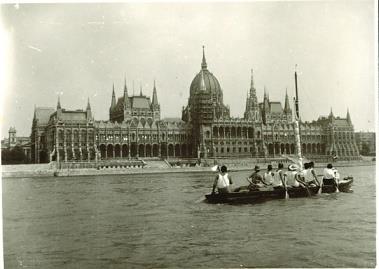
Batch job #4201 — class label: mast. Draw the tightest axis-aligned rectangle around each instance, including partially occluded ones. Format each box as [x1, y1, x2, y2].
[294, 65, 302, 168]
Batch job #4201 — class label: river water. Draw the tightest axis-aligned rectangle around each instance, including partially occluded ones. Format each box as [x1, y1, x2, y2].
[3, 165, 376, 268]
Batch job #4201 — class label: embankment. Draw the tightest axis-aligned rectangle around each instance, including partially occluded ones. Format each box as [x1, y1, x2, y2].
[2, 159, 375, 178]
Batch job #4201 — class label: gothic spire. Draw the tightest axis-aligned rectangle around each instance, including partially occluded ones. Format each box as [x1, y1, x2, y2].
[346, 108, 351, 123]
[86, 97, 91, 110]
[152, 80, 159, 107]
[111, 83, 116, 108]
[284, 88, 290, 113]
[329, 107, 334, 118]
[250, 69, 254, 89]
[57, 95, 61, 109]
[201, 45, 207, 70]
[123, 76, 129, 108]
[140, 85, 143, 96]
[263, 86, 268, 100]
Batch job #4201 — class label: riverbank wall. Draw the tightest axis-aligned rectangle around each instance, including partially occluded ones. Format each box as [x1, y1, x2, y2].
[2, 159, 375, 178]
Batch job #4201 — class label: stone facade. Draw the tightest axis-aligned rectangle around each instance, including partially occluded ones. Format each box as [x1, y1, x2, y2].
[30, 48, 360, 163]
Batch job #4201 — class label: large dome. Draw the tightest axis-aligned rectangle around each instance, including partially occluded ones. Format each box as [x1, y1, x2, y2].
[190, 69, 222, 96]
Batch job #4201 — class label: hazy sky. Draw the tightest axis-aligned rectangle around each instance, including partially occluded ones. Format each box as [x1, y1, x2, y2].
[0, 1, 376, 137]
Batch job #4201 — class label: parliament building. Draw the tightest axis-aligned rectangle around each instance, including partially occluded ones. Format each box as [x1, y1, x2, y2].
[31, 48, 360, 163]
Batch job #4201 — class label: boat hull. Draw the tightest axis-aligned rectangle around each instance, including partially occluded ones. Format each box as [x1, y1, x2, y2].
[205, 177, 353, 204]
[322, 177, 353, 193]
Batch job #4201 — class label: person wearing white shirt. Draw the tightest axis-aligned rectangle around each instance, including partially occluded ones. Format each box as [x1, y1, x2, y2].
[323, 163, 336, 186]
[264, 165, 275, 185]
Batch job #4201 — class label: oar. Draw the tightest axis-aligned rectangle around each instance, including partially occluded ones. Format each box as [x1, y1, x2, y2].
[335, 179, 339, 193]
[297, 177, 311, 197]
[279, 173, 289, 199]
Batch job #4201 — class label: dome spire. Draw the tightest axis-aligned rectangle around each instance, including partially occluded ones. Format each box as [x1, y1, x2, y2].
[201, 45, 207, 70]
[250, 69, 254, 89]
[200, 68, 206, 91]
[57, 95, 61, 109]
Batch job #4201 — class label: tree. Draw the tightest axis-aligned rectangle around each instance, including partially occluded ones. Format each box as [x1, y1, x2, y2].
[361, 142, 370, 156]
[1, 146, 28, 164]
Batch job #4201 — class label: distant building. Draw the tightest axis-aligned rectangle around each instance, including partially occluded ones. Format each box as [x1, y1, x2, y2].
[30, 47, 360, 163]
[355, 131, 376, 155]
[1, 127, 31, 161]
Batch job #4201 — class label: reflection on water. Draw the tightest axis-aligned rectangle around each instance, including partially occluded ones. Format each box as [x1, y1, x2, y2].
[3, 165, 376, 268]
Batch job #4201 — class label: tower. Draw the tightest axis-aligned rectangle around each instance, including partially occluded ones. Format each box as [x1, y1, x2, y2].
[262, 87, 270, 124]
[283, 89, 292, 122]
[110, 83, 116, 118]
[151, 80, 161, 120]
[244, 69, 260, 121]
[86, 97, 92, 120]
[8, 127, 16, 148]
[57, 96, 62, 119]
[123, 77, 131, 119]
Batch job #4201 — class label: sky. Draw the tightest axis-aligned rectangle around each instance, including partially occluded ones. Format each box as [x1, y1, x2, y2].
[0, 1, 377, 137]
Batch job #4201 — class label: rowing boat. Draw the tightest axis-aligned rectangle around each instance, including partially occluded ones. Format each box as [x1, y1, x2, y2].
[205, 177, 353, 204]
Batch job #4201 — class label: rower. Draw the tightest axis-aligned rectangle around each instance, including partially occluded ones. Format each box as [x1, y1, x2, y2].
[285, 164, 301, 188]
[303, 162, 317, 186]
[273, 163, 285, 188]
[264, 165, 275, 186]
[323, 163, 337, 186]
[248, 165, 269, 190]
[308, 161, 321, 186]
[212, 165, 233, 194]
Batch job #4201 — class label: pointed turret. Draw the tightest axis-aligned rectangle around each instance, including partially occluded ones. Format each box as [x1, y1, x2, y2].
[284, 89, 291, 113]
[329, 107, 334, 118]
[86, 97, 92, 120]
[250, 69, 254, 89]
[86, 97, 91, 111]
[123, 77, 130, 108]
[140, 85, 143, 96]
[152, 80, 159, 107]
[346, 108, 351, 124]
[57, 96, 62, 119]
[111, 83, 116, 109]
[201, 45, 207, 70]
[57, 96, 61, 109]
[245, 90, 250, 112]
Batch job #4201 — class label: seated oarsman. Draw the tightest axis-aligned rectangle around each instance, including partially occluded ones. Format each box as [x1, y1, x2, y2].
[212, 165, 233, 194]
[303, 162, 318, 186]
[248, 165, 270, 191]
[264, 165, 275, 186]
[309, 161, 321, 186]
[332, 167, 340, 183]
[273, 163, 286, 189]
[323, 163, 337, 186]
[285, 164, 301, 188]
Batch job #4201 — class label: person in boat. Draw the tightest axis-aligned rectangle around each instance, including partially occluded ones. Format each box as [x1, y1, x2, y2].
[285, 164, 301, 188]
[211, 165, 233, 194]
[307, 161, 321, 186]
[247, 165, 270, 190]
[264, 165, 275, 186]
[273, 163, 287, 189]
[332, 167, 340, 183]
[323, 163, 338, 187]
[302, 162, 317, 186]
